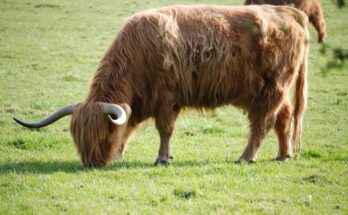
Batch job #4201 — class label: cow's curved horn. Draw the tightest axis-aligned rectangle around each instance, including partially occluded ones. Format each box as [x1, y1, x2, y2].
[13, 104, 76, 128]
[100, 103, 127, 125]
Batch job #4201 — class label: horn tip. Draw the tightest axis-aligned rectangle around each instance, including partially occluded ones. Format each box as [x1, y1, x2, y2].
[107, 115, 126, 125]
[13, 116, 21, 123]
[13, 116, 26, 126]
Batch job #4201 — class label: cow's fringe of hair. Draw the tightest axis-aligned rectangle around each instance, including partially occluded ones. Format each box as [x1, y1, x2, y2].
[70, 102, 115, 167]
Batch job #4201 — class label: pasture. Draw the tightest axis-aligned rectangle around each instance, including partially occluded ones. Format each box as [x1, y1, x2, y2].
[0, 0, 347, 214]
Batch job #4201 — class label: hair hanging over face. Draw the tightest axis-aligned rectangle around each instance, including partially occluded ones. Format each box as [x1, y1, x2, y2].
[70, 102, 116, 167]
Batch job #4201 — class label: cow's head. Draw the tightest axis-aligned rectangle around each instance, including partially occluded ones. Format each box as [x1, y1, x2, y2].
[13, 102, 131, 167]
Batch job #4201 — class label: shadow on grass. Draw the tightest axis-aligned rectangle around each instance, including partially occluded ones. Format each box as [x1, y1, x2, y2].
[0, 160, 153, 174]
[0, 160, 84, 174]
[0, 159, 225, 174]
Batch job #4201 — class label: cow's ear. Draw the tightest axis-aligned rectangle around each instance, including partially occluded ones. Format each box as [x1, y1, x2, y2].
[119, 103, 132, 120]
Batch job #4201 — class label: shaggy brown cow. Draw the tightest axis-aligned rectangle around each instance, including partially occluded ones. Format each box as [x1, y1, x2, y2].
[244, 0, 326, 42]
[14, 5, 309, 166]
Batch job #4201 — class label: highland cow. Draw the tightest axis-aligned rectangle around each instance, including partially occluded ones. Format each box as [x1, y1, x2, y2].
[244, 0, 326, 42]
[14, 5, 309, 167]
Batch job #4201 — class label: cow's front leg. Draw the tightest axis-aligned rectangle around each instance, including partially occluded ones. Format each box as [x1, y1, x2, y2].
[155, 131, 172, 165]
[154, 103, 180, 165]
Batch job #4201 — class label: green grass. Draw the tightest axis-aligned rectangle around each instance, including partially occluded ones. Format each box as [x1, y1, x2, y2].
[1, 0, 347, 214]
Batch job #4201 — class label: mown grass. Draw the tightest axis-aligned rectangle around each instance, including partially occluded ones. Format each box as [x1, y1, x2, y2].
[0, 0, 347, 214]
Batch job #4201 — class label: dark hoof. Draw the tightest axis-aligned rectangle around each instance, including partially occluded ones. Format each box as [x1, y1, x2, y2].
[234, 159, 242, 164]
[273, 154, 292, 161]
[234, 158, 255, 164]
[154, 159, 171, 166]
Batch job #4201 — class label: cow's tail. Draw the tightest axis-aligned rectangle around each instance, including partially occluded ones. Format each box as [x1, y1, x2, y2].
[292, 39, 309, 155]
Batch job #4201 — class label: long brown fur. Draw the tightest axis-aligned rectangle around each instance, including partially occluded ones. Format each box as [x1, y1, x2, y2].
[244, 0, 326, 42]
[70, 5, 310, 166]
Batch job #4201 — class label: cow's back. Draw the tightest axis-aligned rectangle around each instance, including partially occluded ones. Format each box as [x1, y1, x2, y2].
[121, 5, 309, 109]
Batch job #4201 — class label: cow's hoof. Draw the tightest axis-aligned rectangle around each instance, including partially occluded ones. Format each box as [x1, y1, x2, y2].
[154, 159, 171, 166]
[234, 157, 255, 164]
[273, 154, 292, 161]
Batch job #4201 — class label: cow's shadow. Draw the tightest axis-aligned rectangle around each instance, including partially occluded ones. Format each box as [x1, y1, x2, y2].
[0, 159, 218, 174]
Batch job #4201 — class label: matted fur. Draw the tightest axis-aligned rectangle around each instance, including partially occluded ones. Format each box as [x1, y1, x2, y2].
[70, 103, 113, 166]
[70, 5, 310, 166]
[244, 0, 326, 42]
[70, 102, 130, 166]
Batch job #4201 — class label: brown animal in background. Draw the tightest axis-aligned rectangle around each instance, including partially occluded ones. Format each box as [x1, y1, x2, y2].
[244, 0, 326, 42]
[14, 5, 309, 167]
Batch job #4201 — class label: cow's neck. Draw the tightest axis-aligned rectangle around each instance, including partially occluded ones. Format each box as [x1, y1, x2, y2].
[85, 58, 133, 105]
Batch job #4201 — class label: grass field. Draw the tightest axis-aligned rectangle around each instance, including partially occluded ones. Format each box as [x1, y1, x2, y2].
[0, 0, 347, 214]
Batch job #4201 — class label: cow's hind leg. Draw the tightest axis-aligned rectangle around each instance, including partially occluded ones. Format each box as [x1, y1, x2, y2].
[309, 5, 326, 43]
[274, 100, 293, 161]
[236, 85, 284, 163]
[236, 114, 276, 163]
[154, 104, 180, 165]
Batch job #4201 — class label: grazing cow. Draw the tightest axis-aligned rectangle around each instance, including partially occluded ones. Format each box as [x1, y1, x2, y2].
[14, 5, 309, 167]
[244, 0, 326, 42]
